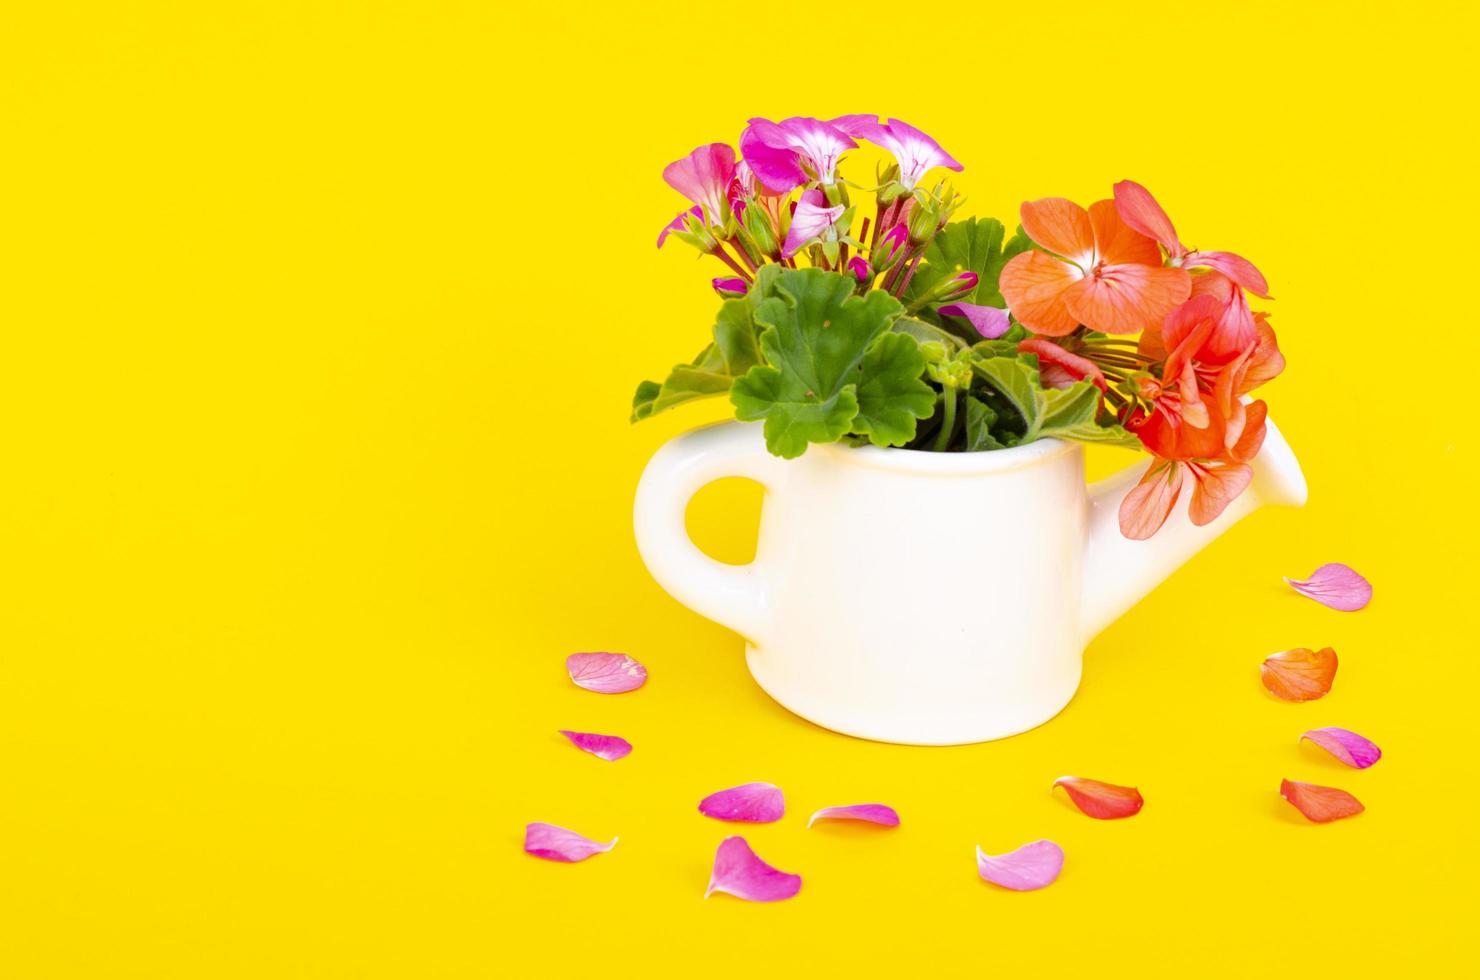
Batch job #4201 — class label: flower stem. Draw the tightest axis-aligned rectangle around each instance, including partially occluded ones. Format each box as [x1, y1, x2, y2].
[932, 387, 957, 451]
[893, 251, 923, 298]
[712, 247, 753, 283]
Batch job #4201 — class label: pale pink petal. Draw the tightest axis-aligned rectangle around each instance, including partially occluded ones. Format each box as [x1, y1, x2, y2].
[1052, 777, 1144, 819]
[1284, 563, 1372, 611]
[662, 143, 737, 224]
[698, 782, 784, 823]
[806, 804, 900, 828]
[1301, 727, 1382, 769]
[975, 840, 1064, 891]
[782, 189, 845, 258]
[836, 115, 961, 188]
[937, 302, 1011, 339]
[557, 730, 633, 762]
[1280, 780, 1365, 823]
[566, 652, 648, 694]
[705, 836, 801, 901]
[523, 822, 617, 862]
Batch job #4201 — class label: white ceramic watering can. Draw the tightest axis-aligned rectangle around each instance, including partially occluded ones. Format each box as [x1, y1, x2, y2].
[634, 421, 1306, 745]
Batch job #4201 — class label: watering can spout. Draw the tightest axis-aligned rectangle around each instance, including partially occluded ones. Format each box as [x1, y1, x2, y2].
[1080, 418, 1306, 641]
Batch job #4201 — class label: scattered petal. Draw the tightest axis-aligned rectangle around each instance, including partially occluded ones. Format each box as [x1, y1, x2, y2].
[705, 836, 801, 901]
[1301, 727, 1382, 769]
[1260, 647, 1337, 702]
[698, 782, 784, 823]
[566, 652, 647, 694]
[807, 804, 900, 829]
[524, 822, 617, 862]
[1284, 563, 1373, 611]
[1052, 777, 1144, 819]
[975, 840, 1064, 891]
[558, 730, 633, 762]
[1280, 779, 1365, 823]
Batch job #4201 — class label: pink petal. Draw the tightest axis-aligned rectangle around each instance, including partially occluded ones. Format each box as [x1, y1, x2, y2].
[975, 840, 1064, 892]
[782, 190, 845, 258]
[558, 730, 633, 762]
[524, 822, 617, 862]
[806, 804, 900, 828]
[937, 302, 1011, 339]
[566, 652, 647, 694]
[1284, 563, 1372, 611]
[1301, 727, 1382, 769]
[698, 782, 784, 823]
[775, 116, 856, 185]
[1279, 780, 1365, 823]
[705, 836, 802, 902]
[662, 143, 737, 224]
[740, 119, 808, 194]
[1052, 777, 1144, 819]
[657, 205, 703, 248]
[1185, 250, 1271, 299]
[836, 115, 961, 188]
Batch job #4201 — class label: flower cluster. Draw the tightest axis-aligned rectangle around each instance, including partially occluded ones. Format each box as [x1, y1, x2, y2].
[638, 115, 1285, 540]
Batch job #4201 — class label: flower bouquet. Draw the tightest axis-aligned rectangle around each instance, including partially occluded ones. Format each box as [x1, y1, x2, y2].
[634, 115, 1284, 539]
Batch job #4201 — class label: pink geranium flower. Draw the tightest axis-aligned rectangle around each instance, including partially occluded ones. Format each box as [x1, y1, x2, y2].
[739, 117, 856, 193]
[831, 115, 963, 189]
[782, 188, 846, 258]
[662, 143, 737, 225]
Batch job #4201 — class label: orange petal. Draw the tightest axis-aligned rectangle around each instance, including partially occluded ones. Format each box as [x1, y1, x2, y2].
[1112, 180, 1184, 255]
[1187, 462, 1252, 525]
[1227, 399, 1267, 463]
[1239, 314, 1285, 393]
[1260, 647, 1337, 702]
[1053, 777, 1144, 819]
[1118, 460, 1185, 539]
[1088, 199, 1161, 267]
[1280, 779, 1365, 823]
[1062, 264, 1191, 335]
[999, 250, 1081, 337]
[1019, 197, 1095, 265]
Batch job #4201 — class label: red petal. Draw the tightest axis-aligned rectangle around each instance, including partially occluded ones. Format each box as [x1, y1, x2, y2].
[1019, 197, 1095, 264]
[1280, 779, 1365, 823]
[1240, 315, 1285, 393]
[1112, 180, 1184, 255]
[1053, 777, 1144, 819]
[1088, 199, 1162, 266]
[1118, 460, 1185, 540]
[1187, 250, 1270, 299]
[1190, 272, 1257, 363]
[1187, 462, 1252, 525]
[1018, 337, 1107, 390]
[1228, 400, 1267, 463]
[1261, 647, 1338, 701]
[999, 250, 1081, 337]
[1062, 263, 1191, 335]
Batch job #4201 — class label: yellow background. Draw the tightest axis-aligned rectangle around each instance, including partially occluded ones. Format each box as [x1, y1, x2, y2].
[2, 2, 1476, 976]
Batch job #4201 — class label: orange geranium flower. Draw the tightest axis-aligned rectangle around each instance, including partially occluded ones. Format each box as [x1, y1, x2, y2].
[999, 197, 1191, 336]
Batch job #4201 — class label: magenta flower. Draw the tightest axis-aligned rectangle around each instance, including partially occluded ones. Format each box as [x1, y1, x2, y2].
[782, 189, 846, 259]
[846, 256, 872, 283]
[712, 277, 748, 298]
[740, 117, 857, 193]
[663, 143, 737, 225]
[657, 204, 703, 249]
[832, 115, 962, 189]
[873, 222, 909, 268]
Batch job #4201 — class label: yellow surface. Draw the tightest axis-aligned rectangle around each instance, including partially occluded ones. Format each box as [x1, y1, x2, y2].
[2, 3, 1476, 976]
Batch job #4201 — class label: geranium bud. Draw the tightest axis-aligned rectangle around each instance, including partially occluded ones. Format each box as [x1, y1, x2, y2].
[931, 271, 978, 303]
[907, 195, 940, 244]
[743, 205, 780, 259]
[873, 223, 908, 270]
[712, 277, 749, 299]
[846, 256, 872, 284]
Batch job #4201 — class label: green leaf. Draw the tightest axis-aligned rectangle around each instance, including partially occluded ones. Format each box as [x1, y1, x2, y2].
[971, 356, 1043, 434]
[631, 274, 775, 423]
[964, 396, 1004, 451]
[904, 218, 1034, 309]
[630, 343, 738, 422]
[852, 332, 935, 447]
[892, 315, 967, 351]
[730, 268, 903, 458]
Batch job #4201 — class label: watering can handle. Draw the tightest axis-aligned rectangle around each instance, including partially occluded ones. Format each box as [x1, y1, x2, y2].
[633, 423, 785, 645]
